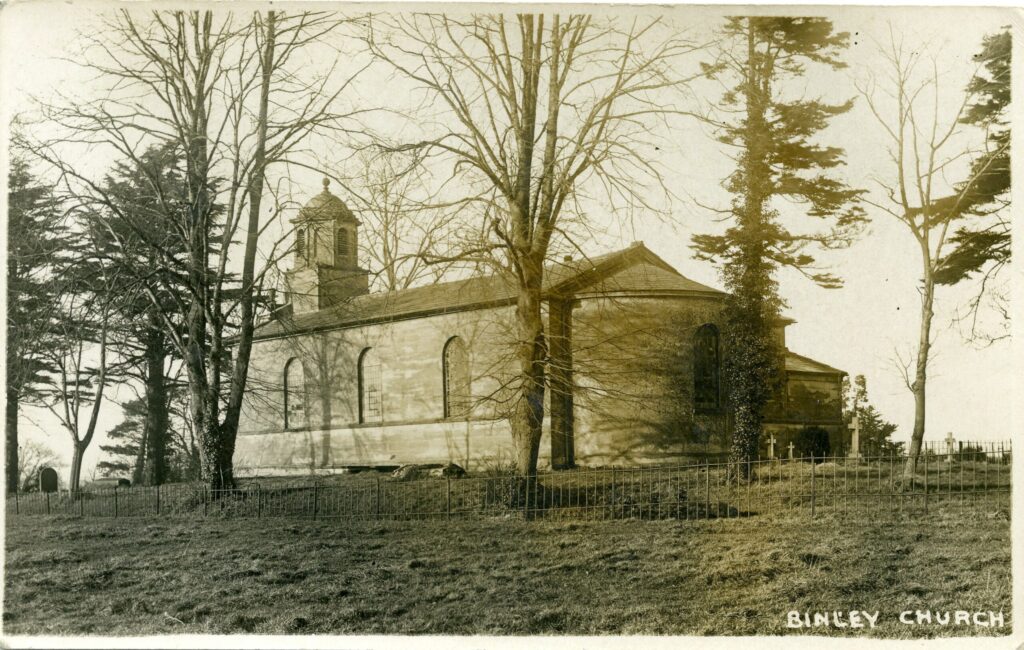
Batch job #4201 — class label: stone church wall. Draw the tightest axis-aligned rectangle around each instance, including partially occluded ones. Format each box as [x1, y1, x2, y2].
[236, 304, 531, 474]
[570, 293, 733, 465]
[236, 289, 846, 474]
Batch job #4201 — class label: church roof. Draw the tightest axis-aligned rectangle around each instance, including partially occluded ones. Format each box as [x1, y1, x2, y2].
[785, 351, 844, 375]
[255, 242, 725, 340]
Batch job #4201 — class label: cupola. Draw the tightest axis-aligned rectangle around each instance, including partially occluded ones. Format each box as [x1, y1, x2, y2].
[285, 178, 369, 313]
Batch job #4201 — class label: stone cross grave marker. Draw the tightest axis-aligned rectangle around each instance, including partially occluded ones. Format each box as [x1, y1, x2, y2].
[768, 434, 777, 459]
[945, 432, 955, 463]
[787, 442, 795, 461]
[848, 414, 861, 458]
[39, 467, 59, 493]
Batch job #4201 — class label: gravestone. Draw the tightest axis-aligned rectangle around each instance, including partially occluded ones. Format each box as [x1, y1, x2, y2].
[945, 432, 955, 463]
[39, 467, 59, 493]
[767, 434, 777, 459]
[848, 414, 861, 459]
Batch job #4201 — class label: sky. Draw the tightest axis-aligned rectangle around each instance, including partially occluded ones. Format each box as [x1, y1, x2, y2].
[1, 2, 1019, 482]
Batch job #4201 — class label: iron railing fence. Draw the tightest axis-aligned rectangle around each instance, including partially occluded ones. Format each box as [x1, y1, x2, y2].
[6, 448, 1011, 522]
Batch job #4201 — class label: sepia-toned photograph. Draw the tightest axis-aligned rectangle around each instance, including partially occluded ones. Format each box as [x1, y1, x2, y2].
[0, 1, 1016, 645]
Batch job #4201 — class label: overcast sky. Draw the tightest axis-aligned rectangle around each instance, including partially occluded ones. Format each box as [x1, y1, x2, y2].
[2, 3, 1018, 480]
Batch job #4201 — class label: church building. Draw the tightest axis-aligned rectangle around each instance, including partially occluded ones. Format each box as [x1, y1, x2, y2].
[235, 181, 847, 475]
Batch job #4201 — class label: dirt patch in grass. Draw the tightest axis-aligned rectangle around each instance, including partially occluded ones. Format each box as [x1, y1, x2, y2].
[3, 510, 1009, 637]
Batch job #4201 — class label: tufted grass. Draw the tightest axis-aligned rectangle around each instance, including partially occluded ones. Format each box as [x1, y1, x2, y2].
[3, 509, 1010, 637]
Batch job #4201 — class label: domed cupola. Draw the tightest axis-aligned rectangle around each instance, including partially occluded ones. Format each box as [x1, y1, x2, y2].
[285, 178, 369, 313]
[299, 177, 359, 223]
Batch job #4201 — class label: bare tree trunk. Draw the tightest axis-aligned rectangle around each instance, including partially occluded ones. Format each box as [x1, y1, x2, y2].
[510, 264, 547, 479]
[903, 275, 935, 481]
[6, 387, 19, 493]
[69, 441, 84, 492]
[216, 11, 276, 491]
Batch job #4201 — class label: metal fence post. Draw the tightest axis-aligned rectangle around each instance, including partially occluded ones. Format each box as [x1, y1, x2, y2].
[46, 491, 50, 516]
[156, 484, 161, 516]
[610, 469, 617, 518]
[79, 490, 84, 517]
[312, 483, 319, 521]
[14, 490, 18, 515]
[923, 451, 928, 514]
[113, 487, 118, 518]
[375, 477, 381, 520]
[204, 488, 208, 517]
[523, 475, 530, 519]
[257, 484, 262, 519]
[810, 455, 816, 518]
[705, 462, 711, 519]
[446, 474, 452, 520]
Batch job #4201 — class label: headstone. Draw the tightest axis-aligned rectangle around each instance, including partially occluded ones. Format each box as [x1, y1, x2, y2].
[39, 467, 59, 493]
[787, 442, 795, 461]
[767, 434, 777, 459]
[945, 431, 955, 463]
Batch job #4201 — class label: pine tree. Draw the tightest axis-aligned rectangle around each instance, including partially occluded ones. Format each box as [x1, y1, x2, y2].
[693, 17, 864, 476]
[935, 29, 1011, 329]
[6, 156, 66, 493]
[94, 143, 193, 486]
[97, 398, 146, 478]
[842, 374, 901, 456]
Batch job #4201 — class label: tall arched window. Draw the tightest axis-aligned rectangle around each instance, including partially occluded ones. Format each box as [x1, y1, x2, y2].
[335, 227, 350, 265]
[693, 324, 721, 411]
[284, 358, 306, 429]
[358, 347, 382, 424]
[295, 229, 306, 260]
[442, 336, 471, 418]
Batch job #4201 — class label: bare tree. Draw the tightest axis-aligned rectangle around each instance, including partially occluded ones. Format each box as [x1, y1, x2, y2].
[366, 13, 700, 478]
[342, 148, 456, 292]
[27, 10, 364, 490]
[857, 30, 997, 481]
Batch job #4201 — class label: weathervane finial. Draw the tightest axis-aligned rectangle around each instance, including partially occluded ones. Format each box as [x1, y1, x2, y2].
[322, 176, 330, 191]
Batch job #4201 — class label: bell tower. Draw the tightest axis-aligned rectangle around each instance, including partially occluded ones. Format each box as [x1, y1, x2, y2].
[286, 178, 369, 313]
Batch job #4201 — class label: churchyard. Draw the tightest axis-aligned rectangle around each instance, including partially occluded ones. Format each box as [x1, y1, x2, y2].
[4, 448, 1011, 637]
[8, 446, 1011, 522]
[3, 509, 1009, 636]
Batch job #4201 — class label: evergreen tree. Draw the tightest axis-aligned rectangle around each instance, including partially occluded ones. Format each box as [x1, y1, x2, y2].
[694, 17, 864, 476]
[6, 156, 65, 493]
[94, 143, 193, 486]
[97, 398, 146, 478]
[935, 29, 1011, 335]
[842, 374, 901, 456]
[98, 390, 201, 483]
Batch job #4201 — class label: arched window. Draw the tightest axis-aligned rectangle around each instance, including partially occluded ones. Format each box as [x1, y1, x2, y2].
[284, 358, 306, 429]
[693, 324, 721, 411]
[442, 336, 471, 418]
[358, 347, 382, 424]
[335, 227, 349, 265]
[295, 229, 306, 260]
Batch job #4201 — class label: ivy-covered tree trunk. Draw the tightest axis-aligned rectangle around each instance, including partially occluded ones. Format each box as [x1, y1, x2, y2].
[723, 23, 783, 478]
[693, 18, 862, 479]
[6, 387, 19, 493]
[142, 316, 169, 486]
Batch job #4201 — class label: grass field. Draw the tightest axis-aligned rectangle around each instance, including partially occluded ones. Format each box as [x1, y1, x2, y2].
[3, 509, 1009, 637]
